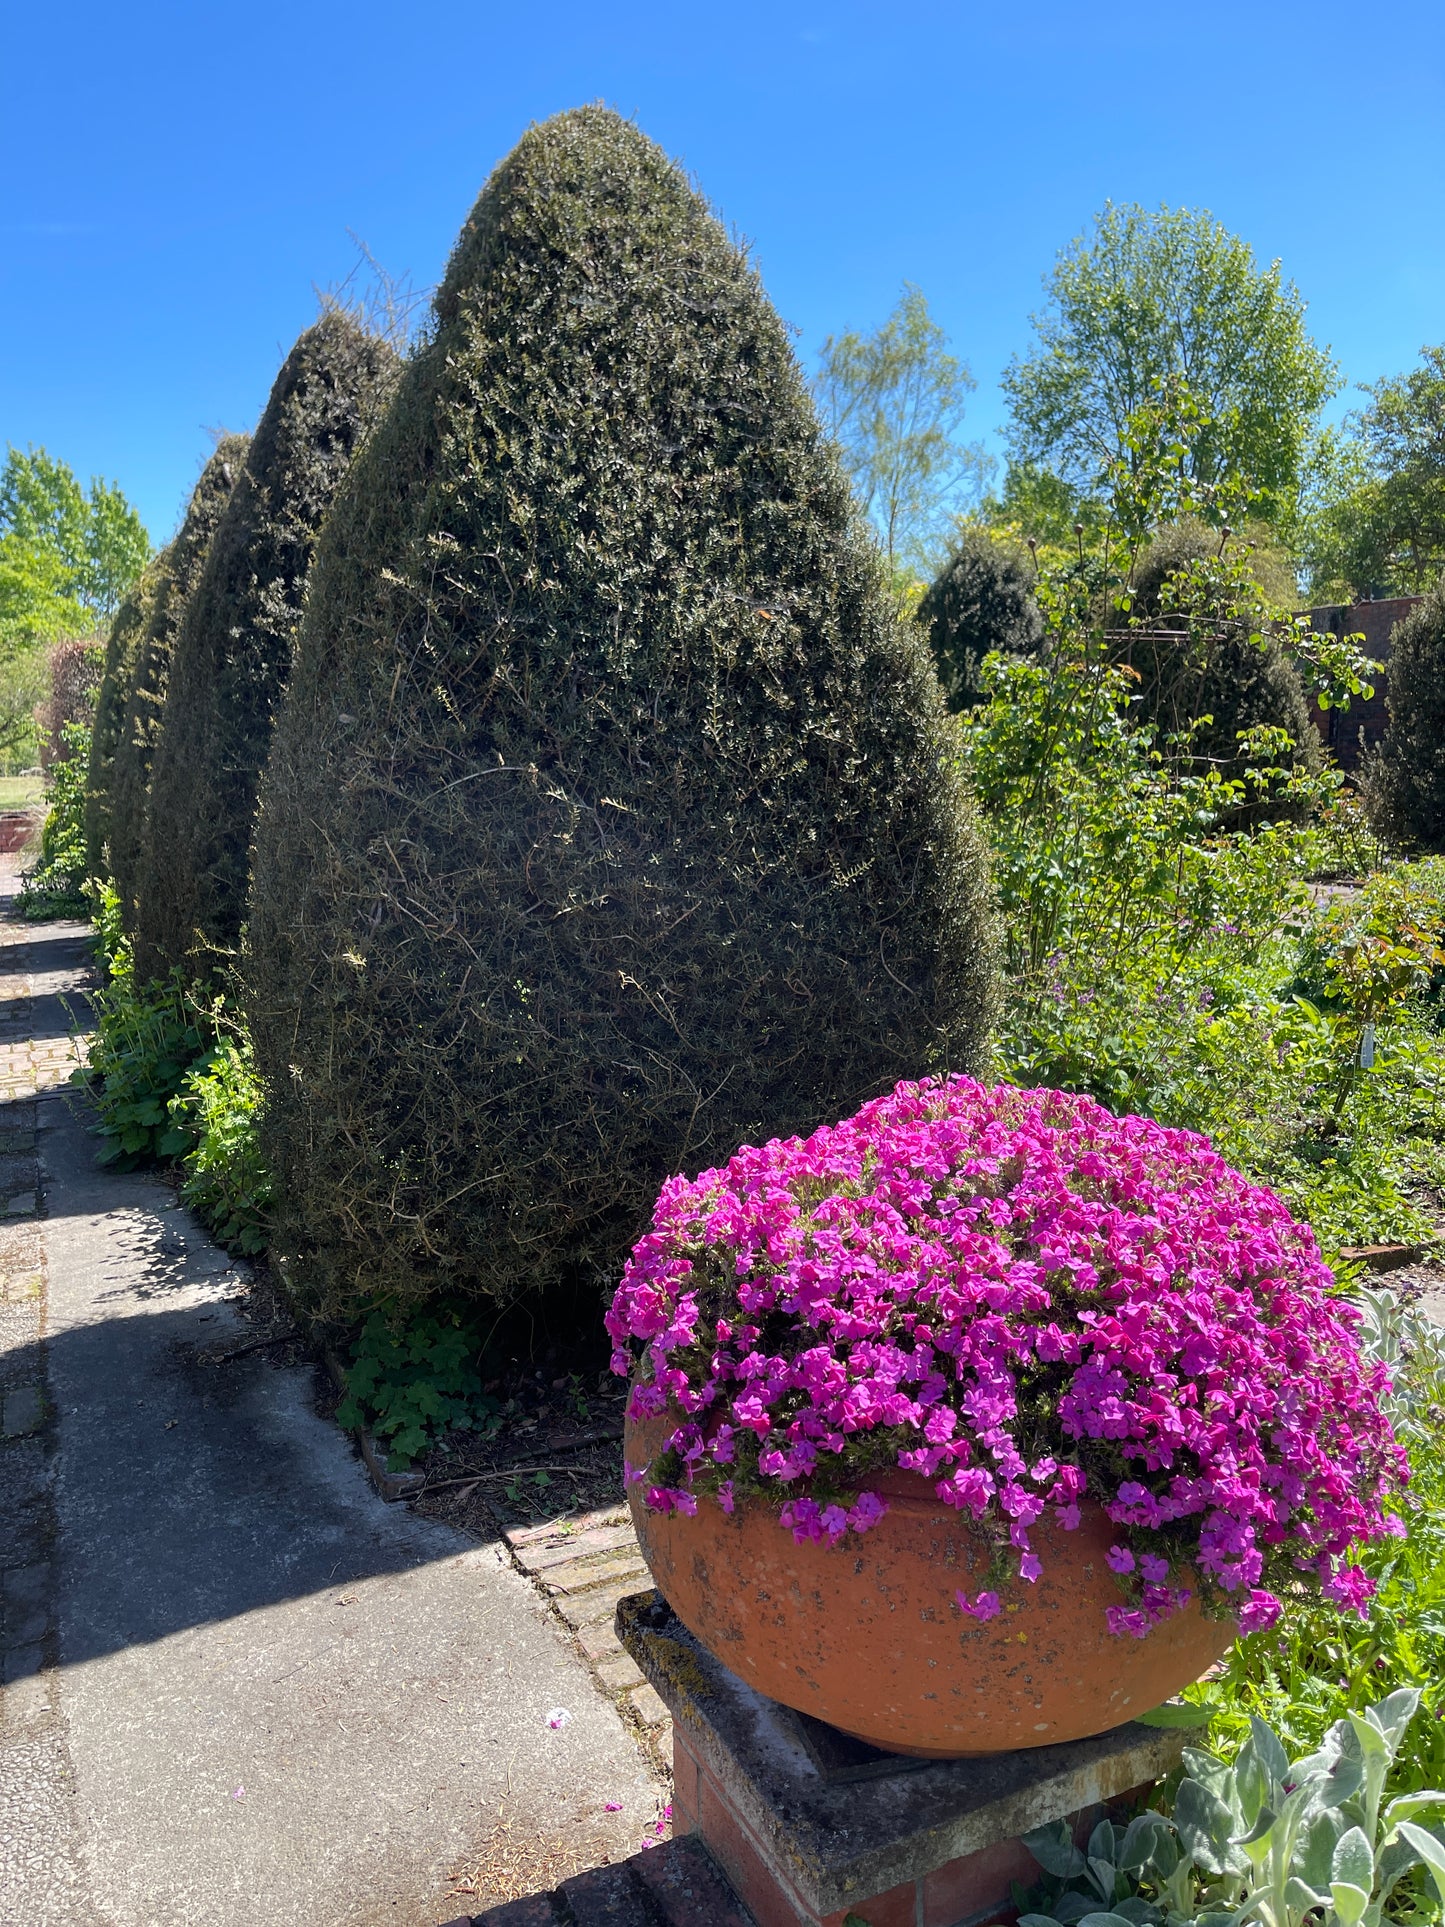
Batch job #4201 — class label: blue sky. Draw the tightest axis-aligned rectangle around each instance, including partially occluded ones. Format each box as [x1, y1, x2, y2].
[5, 0, 1443, 544]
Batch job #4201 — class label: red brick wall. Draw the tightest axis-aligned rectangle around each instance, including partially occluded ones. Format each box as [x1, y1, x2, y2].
[1302, 597, 1422, 772]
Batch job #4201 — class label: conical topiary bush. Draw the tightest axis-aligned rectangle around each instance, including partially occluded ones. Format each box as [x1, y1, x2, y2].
[919, 529, 1044, 709]
[133, 317, 399, 986]
[86, 566, 160, 877]
[246, 107, 996, 1321]
[106, 437, 249, 923]
[1125, 517, 1321, 788]
[1365, 585, 1445, 852]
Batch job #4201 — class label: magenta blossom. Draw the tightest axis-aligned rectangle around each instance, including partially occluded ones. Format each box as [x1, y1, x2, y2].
[608, 1076, 1406, 1637]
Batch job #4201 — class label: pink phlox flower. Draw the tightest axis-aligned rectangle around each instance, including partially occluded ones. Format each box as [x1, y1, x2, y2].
[1106, 1544, 1135, 1575]
[955, 1588, 1002, 1621]
[1018, 1551, 1043, 1583]
[608, 1074, 1404, 1641]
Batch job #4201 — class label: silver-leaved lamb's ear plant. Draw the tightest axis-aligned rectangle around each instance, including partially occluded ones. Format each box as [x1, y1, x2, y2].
[1018, 1689, 1445, 1927]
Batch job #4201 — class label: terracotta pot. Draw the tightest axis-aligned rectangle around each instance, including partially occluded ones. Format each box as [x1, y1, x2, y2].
[624, 1411, 1234, 1758]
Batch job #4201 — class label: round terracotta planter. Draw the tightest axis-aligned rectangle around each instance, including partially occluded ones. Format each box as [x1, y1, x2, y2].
[625, 1412, 1234, 1758]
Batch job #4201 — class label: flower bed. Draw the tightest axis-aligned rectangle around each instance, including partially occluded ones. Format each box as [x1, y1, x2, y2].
[608, 1076, 1406, 1638]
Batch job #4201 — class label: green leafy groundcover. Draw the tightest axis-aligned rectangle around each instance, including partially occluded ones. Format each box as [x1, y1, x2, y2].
[1182, 1293, 1445, 1801]
[76, 881, 274, 1254]
[334, 1310, 501, 1468]
[20, 720, 90, 920]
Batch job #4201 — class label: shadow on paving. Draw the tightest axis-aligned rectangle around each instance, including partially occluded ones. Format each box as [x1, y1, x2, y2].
[29, 1087, 480, 1676]
[0, 930, 94, 980]
[9, 1308, 472, 1671]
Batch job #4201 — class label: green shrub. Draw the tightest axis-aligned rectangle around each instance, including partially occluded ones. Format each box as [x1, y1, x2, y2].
[134, 317, 398, 985]
[79, 912, 212, 1167]
[105, 437, 248, 926]
[1124, 516, 1323, 795]
[20, 719, 91, 918]
[246, 107, 996, 1322]
[1365, 584, 1445, 853]
[917, 527, 1043, 708]
[85, 568, 157, 875]
[1179, 1290, 1445, 1804]
[168, 1033, 274, 1254]
[334, 1309, 501, 1468]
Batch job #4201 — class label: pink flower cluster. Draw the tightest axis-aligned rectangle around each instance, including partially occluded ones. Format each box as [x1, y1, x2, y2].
[607, 1077, 1407, 1638]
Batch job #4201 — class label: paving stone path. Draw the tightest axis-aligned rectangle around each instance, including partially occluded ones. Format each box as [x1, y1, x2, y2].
[0, 863, 663, 1926]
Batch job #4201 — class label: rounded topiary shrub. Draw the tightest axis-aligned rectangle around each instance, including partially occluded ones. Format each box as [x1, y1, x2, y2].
[918, 530, 1043, 709]
[106, 438, 249, 923]
[1125, 517, 1321, 786]
[86, 568, 159, 876]
[246, 107, 996, 1322]
[1365, 584, 1445, 852]
[133, 318, 398, 986]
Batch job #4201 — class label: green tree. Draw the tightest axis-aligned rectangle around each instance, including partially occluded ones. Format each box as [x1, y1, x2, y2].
[816, 285, 989, 578]
[1300, 347, 1445, 599]
[1002, 205, 1338, 522]
[0, 447, 151, 647]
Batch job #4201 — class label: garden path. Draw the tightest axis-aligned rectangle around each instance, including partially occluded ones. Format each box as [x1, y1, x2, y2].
[0, 861, 660, 1927]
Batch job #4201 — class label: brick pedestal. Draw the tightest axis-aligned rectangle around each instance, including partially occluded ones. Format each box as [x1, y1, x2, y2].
[617, 1591, 1188, 1927]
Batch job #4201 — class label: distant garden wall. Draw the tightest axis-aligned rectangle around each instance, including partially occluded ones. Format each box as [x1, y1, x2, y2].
[1302, 595, 1422, 770]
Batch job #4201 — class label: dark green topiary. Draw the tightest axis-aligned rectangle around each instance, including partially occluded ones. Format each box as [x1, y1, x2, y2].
[106, 439, 249, 923]
[86, 568, 159, 876]
[1124, 516, 1322, 785]
[246, 107, 996, 1322]
[918, 529, 1044, 709]
[1364, 584, 1445, 852]
[133, 318, 398, 986]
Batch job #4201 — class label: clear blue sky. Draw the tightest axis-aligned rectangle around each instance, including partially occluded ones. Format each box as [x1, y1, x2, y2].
[5, 0, 1443, 544]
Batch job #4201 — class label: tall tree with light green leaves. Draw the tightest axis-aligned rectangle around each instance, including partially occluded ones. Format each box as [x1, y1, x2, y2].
[1002, 205, 1337, 524]
[0, 447, 151, 647]
[815, 285, 989, 581]
[1300, 345, 1445, 600]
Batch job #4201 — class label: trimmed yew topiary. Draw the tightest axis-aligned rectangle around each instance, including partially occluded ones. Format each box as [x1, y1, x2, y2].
[86, 569, 159, 876]
[918, 530, 1044, 709]
[133, 318, 398, 985]
[1365, 584, 1445, 852]
[246, 107, 996, 1321]
[105, 438, 248, 922]
[1125, 517, 1321, 784]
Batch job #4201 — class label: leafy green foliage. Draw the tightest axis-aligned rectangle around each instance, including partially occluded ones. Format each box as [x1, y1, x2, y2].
[815, 284, 990, 576]
[956, 385, 1425, 1254]
[0, 444, 151, 645]
[78, 900, 212, 1166]
[1180, 1293, 1445, 1820]
[1364, 586, 1445, 855]
[170, 1035, 273, 1254]
[1002, 203, 1338, 522]
[1125, 517, 1322, 799]
[20, 720, 91, 919]
[334, 1310, 499, 1469]
[247, 107, 995, 1323]
[1019, 1685, 1445, 1926]
[1301, 348, 1445, 601]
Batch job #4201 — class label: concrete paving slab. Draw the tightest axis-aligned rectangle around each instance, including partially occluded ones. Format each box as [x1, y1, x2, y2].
[0, 878, 658, 1927]
[30, 1092, 657, 1927]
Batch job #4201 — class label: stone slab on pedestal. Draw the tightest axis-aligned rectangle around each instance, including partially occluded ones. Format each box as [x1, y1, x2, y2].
[617, 1589, 1188, 1927]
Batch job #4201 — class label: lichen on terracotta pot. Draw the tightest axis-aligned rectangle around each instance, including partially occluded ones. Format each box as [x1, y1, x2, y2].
[608, 1076, 1406, 1758]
